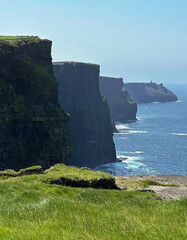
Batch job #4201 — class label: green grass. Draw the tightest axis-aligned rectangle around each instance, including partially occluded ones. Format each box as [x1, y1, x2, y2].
[0, 169, 17, 176]
[0, 36, 41, 46]
[116, 178, 180, 191]
[0, 166, 186, 239]
[0, 164, 114, 185]
[44, 164, 113, 182]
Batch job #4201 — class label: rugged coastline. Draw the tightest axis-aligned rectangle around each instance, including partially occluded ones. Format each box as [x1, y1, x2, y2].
[0, 36, 72, 170]
[53, 62, 116, 168]
[124, 82, 178, 103]
[99, 76, 137, 121]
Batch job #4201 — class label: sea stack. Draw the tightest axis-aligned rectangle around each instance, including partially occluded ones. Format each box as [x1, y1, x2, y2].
[53, 62, 116, 168]
[0, 36, 72, 170]
[124, 82, 178, 103]
[99, 76, 137, 122]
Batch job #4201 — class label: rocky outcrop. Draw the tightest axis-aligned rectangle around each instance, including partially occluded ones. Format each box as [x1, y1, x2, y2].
[50, 177, 118, 189]
[124, 82, 178, 104]
[99, 76, 137, 122]
[53, 62, 116, 168]
[0, 36, 72, 170]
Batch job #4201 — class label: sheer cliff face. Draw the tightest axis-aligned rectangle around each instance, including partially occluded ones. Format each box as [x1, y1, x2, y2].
[0, 37, 72, 170]
[53, 62, 116, 168]
[99, 77, 137, 122]
[124, 82, 178, 104]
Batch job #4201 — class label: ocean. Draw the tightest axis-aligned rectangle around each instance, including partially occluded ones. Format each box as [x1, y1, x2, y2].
[95, 84, 187, 176]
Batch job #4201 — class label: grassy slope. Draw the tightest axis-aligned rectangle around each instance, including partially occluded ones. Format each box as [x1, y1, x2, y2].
[0, 166, 186, 239]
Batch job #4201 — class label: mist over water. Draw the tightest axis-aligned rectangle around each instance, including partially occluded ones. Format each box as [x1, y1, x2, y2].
[95, 84, 187, 176]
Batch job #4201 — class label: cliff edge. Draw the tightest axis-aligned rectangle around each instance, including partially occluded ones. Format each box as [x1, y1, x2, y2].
[53, 62, 116, 168]
[0, 36, 72, 170]
[124, 82, 178, 104]
[99, 76, 137, 122]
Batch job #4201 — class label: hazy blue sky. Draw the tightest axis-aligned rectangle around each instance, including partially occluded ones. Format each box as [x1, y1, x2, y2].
[1, 0, 187, 83]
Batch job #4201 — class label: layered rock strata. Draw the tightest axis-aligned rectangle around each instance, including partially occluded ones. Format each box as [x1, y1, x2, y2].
[124, 82, 178, 103]
[99, 76, 137, 122]
[53, 62, 116, 167]
[0, 36, 72, 170]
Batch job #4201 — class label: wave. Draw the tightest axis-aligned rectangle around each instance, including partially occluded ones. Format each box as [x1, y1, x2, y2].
[124, 156, 145, 169]
[117, 155, 143, 169]
[115, 124, 131, 130]
[128, 130, 148, 134]
[125, 161, 145, 169]
[153, 101, 159, 104]
[117, 155, 140, 161]
[115, 137, 127, 140]
[114, 132, 128, 135]
[176, 100, 183, 103]
[117, 151, 144, 154]
[170, 133, 187, 136]
[115, 130, 148, 135]
[135, 151, 144, 154]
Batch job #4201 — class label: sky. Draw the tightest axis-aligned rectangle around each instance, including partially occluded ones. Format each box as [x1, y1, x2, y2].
[0, 0, 187, 84]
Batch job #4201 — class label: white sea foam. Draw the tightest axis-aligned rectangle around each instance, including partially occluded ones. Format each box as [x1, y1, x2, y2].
[117, 155, 140, 161]
[125, 162, 145, 169]
[115, 137, 127, 140]
[115, 130, 148, 135]
[128, 130, 148, 134]
[153, 102, 159, 104]
[114, 132, 128, 135]
[125, 157, 145, 169]
[115, 124, 131, 130]
[176, 100, 183, 103]
[135, 151, 144, 154]
[170, 133, 187, 136]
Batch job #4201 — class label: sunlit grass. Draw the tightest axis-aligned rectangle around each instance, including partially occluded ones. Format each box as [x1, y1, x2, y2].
[0, 36, 41, 46]
[0, 165, 186, 239]
[116, 178, 179, 191]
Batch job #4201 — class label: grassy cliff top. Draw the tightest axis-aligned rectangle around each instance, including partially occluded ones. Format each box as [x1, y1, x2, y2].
[53, 61, 99, 68]
[0, 164, 114, 184]
[0, 36, 47, 46]
[100, 76, 123, 81]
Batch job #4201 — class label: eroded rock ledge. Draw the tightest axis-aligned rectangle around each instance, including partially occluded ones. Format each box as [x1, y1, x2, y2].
[115, 175, 187, 200]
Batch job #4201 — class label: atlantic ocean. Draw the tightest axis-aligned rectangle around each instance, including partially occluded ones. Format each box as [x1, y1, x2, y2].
[95, 84, 187, 176]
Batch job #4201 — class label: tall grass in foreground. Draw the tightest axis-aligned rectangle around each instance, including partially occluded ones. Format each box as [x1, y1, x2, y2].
[0, 181, 186, 240]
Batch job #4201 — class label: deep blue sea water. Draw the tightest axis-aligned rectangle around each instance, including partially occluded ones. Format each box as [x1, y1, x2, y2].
[95, 84, 187, 176]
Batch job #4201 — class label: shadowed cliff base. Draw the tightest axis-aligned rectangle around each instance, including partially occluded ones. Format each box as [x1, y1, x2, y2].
[0, 36, 72, 170]
[99, 76, 137, 122]
[53, 62, 116, 168]
[124, 82, 178, 104]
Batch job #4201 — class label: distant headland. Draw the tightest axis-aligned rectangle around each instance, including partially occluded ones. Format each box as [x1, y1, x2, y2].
[124, 81, 178, 104]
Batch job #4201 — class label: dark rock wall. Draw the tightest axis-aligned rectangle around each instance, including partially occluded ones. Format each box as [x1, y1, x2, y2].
[0, 38, 72, 170]
[99, 76, 137, 122]
[53, 62, 116, 168]
[124, 82, 178, 103]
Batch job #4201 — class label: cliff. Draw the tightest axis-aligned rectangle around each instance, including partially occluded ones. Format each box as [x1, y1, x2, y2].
[124, 82, 178, 104]
[99, 76, 137, 122]
[53, 62, 116, 168]
[0, 36, 72, 170]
